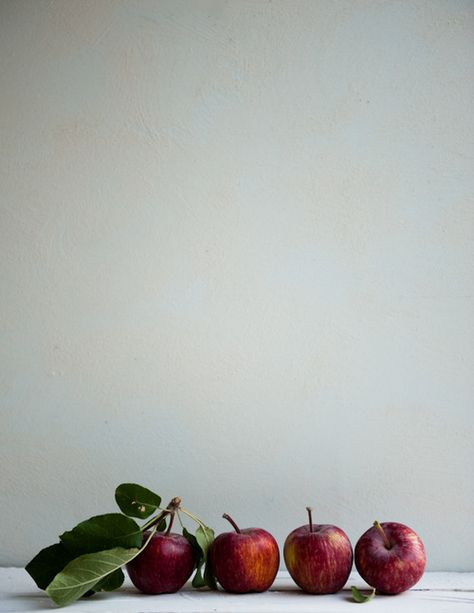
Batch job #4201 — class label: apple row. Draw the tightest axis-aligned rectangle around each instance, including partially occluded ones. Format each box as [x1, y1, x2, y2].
[127, 507, 426, 597]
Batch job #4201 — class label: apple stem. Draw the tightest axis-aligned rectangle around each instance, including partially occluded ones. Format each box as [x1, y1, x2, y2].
[306, 506, 314, 533]
[223, 513, 241, 534]
[373, 520, 391, 549]
[165, 511, 175, 536]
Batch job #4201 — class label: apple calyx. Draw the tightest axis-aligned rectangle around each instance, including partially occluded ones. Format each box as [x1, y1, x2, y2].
[223, 513, 242, 534]
[306, 506, 314, 533]
[373, 520, 392, 549]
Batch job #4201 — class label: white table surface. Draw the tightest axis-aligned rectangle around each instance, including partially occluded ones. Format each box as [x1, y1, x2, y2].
[1, 568, 473, 613]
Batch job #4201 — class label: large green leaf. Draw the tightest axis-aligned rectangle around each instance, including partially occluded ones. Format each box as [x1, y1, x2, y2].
[115, 483, 162, 519]
[60, 514, 142, 554]
[46, 547, 139, 607]
[92, 568, 124, 592]
[25, 543, 75, 590]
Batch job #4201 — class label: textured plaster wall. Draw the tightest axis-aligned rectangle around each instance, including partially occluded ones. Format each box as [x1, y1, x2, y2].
[1, 0, 473, 570]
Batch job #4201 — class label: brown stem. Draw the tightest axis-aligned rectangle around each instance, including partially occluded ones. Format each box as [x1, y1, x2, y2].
[306, 506, 314, 533]
[145, 497, 181, 531]
[145, 509, 169, 531]
[165, 511, 175, 536]
[373, 521, 391, 549]
[167, 497, 182, 511]
[223, 513, 241, 533]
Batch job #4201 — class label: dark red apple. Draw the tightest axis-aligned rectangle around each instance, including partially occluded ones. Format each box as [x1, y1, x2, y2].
[127, 529, 194, 594]
[209, 513, 279, 593]
[355, 521, 426, 594]
[284, 507, 353, 594]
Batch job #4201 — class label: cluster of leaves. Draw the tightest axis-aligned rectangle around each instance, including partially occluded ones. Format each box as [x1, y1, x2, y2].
[25, 484, 215, 607]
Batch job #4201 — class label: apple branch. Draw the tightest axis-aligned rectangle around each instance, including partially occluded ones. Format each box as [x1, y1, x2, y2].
[141, 497, 182, 532]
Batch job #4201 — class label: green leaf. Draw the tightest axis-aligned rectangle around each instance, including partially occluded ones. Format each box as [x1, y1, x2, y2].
[351, 586, 376, 603]
[46, 546, 139, 607]
[183, 525, 216, 590]
[183, 529, 204, 587]
[182, 527, 200, 555]
[204, 560, 217, 591]
[77, 570, 125, 598]
[25, 543, 76, 590]
[192, 567, 206, 588]
[92, 568, 124, 592]
[157, 518, 167, 531]
[196, 525, 216, 589]
[195, 525, 214, 554]
[115, 483, 161, 519]
[60, 514, 142, 554]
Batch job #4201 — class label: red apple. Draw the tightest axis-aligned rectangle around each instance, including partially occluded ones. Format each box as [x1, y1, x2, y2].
[127, 529, 194, 594]
[355, 521, 426, 594]
[209, 513, 279, 593]
[284, 506, 353, 594]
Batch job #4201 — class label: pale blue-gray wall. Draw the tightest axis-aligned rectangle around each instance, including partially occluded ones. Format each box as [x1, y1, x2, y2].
[1, 0, 473, 570]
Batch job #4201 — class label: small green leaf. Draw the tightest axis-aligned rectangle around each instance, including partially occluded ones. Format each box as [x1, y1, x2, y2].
[157, 518, 167, 531]
[25, 543, 75, 590]
[92, 568, 125, 592]
[46, 547, 139, 607]
[183, 528, 200, 555]
[191, 567, 206, 588]
[204, 559, 218, 590]
[195, 525, 214, 554]
[60, 514, 142, 554]
[196, 525, 216, 589]
[183, 528, 204, 587]
[351, 586, 376, 603]
[115, 483, 162, 519]
[183, 525, 216, 590]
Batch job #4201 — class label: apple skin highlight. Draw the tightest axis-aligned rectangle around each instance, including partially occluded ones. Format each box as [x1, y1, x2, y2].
[284, 524, 353, 594]
[210, 527, 280, 593]
[355, 522, 426, 595]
